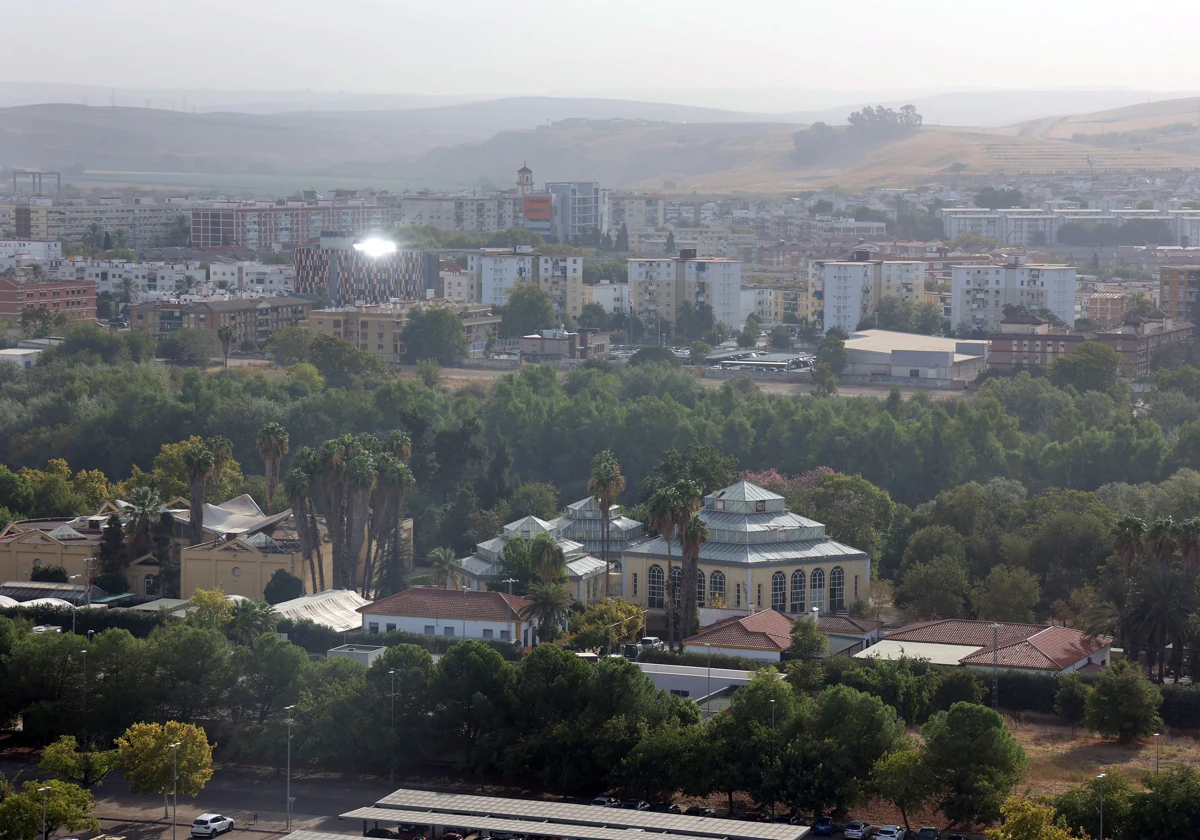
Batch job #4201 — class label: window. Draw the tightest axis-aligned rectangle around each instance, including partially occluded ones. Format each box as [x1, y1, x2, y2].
[909, 369, 920, 378]
[444, 626, 455, 637]
[810, 569, 826, 614]
[482, 629, 494, 639]
[424, 625, 435, 635]
[670, 567, 682, 607]
[771, 571, 786, 611]
[386, 623, 396, 633]
[736, 583, 742, 607]
[368, 622, 380, 634]
[669, 689, 691, 698]
[697, 570, 706, 606]
[633, 572, 638, 596]
[755, 500, 766, 512]
[710, 570, 726, 605]
[829, 567, 845, 613]
[648, 564, 665, 609]
[144, 574, 157, 595]
[854, 574, 859, 600]
[790, 570, 806, 613]
[500, 629, 511, 641]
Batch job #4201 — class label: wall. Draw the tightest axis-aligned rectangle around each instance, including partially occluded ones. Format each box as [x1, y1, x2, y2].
[360, 612, 529, 647]
[634, 662, 755, 699]
[681, 643, 781, 662]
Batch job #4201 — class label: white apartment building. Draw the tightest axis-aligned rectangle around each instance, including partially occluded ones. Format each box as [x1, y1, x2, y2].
[441, 269, 477, 303]
[590, 281, 631, 315]
[950, 258, 1077, 333]
[538, 255, 585, 318]
[2, 198, 205, 247]
[468, 249, 538, 308]
[392, 194, 524, 233]
[608, 193, 666, 232]
[0, 239, 61, 259]
[821, 259, 926, 334]
[545, 182, 605, 240]
[208, 263, 295, 295]
[939, 207, 1200, 248]
[629, 255, 744, 331]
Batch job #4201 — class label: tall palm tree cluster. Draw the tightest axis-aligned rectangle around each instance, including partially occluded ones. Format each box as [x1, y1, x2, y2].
[588, 450, 626, 598]
[286, 431, 415, 597]
[647, 479, 707, 650]
[1094, 516, 1200, 682]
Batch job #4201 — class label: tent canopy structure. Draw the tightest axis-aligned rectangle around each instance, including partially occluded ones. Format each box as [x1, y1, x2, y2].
[274, 589, 370, 632]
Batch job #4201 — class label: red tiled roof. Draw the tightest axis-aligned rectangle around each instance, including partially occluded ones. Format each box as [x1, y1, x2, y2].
[960, 626, 1112, 671]
[886, 619, 1046, 648]
[683, 609, 795, 651]
[359, 586, 531, 622]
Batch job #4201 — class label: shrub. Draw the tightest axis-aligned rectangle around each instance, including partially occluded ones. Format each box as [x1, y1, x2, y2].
[0, 605, 169, 638]
[30, 564, 69, 583]
[276, 618, 525, 661]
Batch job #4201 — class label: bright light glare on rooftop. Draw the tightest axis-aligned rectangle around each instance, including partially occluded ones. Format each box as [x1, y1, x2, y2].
[353, 239, 397, 258]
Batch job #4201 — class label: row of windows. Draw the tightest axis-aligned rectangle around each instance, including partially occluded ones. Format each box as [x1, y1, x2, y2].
[645, 566, 849, 614]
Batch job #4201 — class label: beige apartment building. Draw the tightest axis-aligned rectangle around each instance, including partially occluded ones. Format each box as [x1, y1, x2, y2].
[305, 300, 501, 363]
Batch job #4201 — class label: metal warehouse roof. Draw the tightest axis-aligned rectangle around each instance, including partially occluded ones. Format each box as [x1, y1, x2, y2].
[348, 790, 806, 840]
[343, 809, 768, 840]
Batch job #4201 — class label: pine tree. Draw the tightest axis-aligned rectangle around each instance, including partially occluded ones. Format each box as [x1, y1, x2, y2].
[98, 514, 126, 576]
[666, 230, 676, 254]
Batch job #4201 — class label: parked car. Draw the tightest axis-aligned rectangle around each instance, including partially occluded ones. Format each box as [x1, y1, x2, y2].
[191, 815, 235, 838]
[877, 827, 905, 840]
[916, 829, 939, 840]
[946, 835, 966, 840]
[590, 797, 617, 807]
[639, 637, 664, 650]
[650, 803, 680, 814]
[810, 817, 834, 836]
[620, 801, 649, 811]
[684, 807, 715, 818]
[443, 833, 464, 840]
[365, 830, 399, 839]
[844, 822, 873, 839]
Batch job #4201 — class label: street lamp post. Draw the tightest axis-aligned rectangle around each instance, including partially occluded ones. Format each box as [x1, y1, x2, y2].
[769, 699, 777, 819]
[1098, 771, 1106, 840]
[1154, 732, 1160, 774]
[388, 670, 396, 783]
[38, 786, 50, 840]
[284, 705, 295, 830]
[169, 741, 181, 840]
[80, 649, 88, 727]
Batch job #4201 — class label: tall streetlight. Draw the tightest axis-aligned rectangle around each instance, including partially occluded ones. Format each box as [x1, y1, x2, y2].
[168, 742, 181, 840]
[80, 649, 88, 727]
[1097, 771, 1106, 840]
[502, 578, 517, 597]
[38, 786, 50, 840]
[769, 699, 777, 820]
[68, 574, 82, 634]
[284, 705, 295, 830]
[388, 670, 397, 783]
[1154, 732, 1161, 774]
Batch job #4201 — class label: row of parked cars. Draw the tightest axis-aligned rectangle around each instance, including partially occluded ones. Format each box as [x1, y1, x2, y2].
[822, 823, 966, 840]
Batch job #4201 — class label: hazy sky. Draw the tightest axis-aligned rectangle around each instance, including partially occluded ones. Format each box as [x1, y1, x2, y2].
[7, 0, 1197, 95]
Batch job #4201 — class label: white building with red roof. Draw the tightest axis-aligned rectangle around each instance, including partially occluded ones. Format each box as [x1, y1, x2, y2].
[681, 608, 883, 662]
[856, 619, 1111, 674]
[358, 585, 534, 648]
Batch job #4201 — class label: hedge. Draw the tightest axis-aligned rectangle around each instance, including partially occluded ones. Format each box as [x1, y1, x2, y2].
[639, 647, 778, 673]
[0, 605, 171, 638]
[277, 617, 525, 661]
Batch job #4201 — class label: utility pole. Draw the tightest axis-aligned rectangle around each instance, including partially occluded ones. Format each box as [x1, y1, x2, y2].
[1098, 771, 1105, 840]
[80, 648, 88, 727]
[284, 705, 295, 830]
[769, 699, 777, 819]
[388, 670, 396, 783]
[169, 742, 181, 840]
[705, 642, 712, 719]
[38, 786, 50, 840]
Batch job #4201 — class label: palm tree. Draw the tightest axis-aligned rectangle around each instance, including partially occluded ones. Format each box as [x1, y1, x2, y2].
[343, 451, 377, 591]
[1126, 562, 1197, 682]
[115, 276, 139, 316]
[284, 466, 320, 593]
[256, 423, 290, 512]
[125, 486, 163, 558]
[175, 274, 200, 296]
[214, 279, 235, 293]
[383, 429, 413, 464]
[82, 223, 104, 251]
[207, 435, 233, 497]
[1175, 518, 1200, 576]
[227, 599, 278, 647]
[314, 438, 350, 588]
[1111, 516, 1146, 579]
[679, 513, 709, 640]
[217, 324, 236, 368]
[588, 450, 626, 598]
[520, 582, 572, 643]
[427, 546, 463, 590]
[293, 446, 326, 591]
[1145, 517, 1178, 565]
[113, 229, 129, 249]
[530, 532, 567, 584]
[647, 485, 682, 650]
[364, 455, 416, 598]
[182, 440, 215, 545]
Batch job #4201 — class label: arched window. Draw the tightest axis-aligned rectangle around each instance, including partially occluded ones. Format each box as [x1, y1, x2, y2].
[771, 571, 786, 611]
[648, 565, 664, 609]
[829, 567, 845, 614]
[710, 570, 726, 606]
[697, 571, 706, 606]
[810, 568, 826, 614]
[670, 567, 682, 607]
[790, 569, 806, 613]
[144, 574, 157, 596]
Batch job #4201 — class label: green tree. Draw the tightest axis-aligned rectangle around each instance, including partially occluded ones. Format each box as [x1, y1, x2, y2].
[689, 340, 711, 365]
[426, 546, 462, 589]
[181, 439, 213, 545]
[811, 361, 838, 396]
[0, 778, 99, 840]
[217, 324, 236, 368]
[900, 525, 966, 577]
[507, 481, 560, 520]
[226, 599, 278, 647]
[520, 581, 572, 642]
[629, 345, 681, 367]
[970, 564, 1042, 623]
[402, 307, 468, 364]
[898, 554, 968, 619]
[255, 422, 289, 512]
[988, 796, 1080, 840]
[159, 328, 219, 366]
[186, 587, 233, 630]
[736, 323, 757, 348]
[263, 569, 304, 605]
[1083, 659, 1163, 743]
[793, 471, 895, 561]
[232, 632, 307, 723]
[1130, 765, 1200, 839]
[38, 736, 118, 789]
[306, 333, 387, 384]
[1054, 768, 1134, 840]
[266, 325, 314, 366]
[922, 702, 1027, 826]
[568, 598, 644, 652]
[1050, 342, 1121, 393]
[115, 721, 214, 818]
[769, 325, 793, 351]
[871, 747, 936, 834]
[588, 450, 626, 590]
[29, 564, 68, 583]
[815, 332, 848, 374]
[499, 280, 554, 338]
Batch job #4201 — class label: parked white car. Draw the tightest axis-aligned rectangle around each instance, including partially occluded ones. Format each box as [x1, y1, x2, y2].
[877, 827, 905, 840]
[192, 814, 235, 837]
